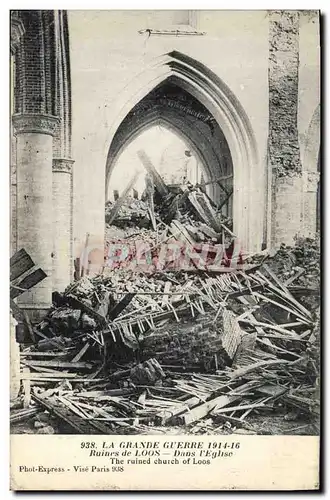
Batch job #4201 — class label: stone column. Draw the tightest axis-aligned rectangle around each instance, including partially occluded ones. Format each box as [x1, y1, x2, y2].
[13, 113, 59, 319]
[301, 170, 320, 237]
[52, 158, 74, 292]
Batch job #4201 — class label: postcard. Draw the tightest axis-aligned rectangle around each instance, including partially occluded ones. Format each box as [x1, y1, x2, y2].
[10, 9, 320, 491]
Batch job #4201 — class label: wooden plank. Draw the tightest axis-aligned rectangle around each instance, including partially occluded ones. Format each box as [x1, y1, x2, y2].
[106, 171, 140, 225]
[198, 223, 220, 240]
[32, 393, 110, 434]
[65, 295, 107, 327]
[255, 384, 289, 397]
[23, 364, 67, 374]
[137, 150, 169, 197]
[76, 388, 134, 398]
[11, 268, 47, 299]
[169, 220, 208, 271]
[71, 343, 90, 363]
[285, 268, 306, 285]
[21, 360, 93, 369]
[175, 394, 239, 426]
[218, 188, 234, 211]
[261, 265, 313, 320]
[22, 309, 36, 343]
[220, 223, 235, 238]
[196, 174, 233, 188]
[239, 318, 302, 338]
[10, 248, 34, 281]
[22, 367, 31, 408]
[229, 359, 290, 380]
[212, 399, 272, 414]
[211, 412, 256, 430]
[10, 408, 39, 424]
[10, 299, 24, 322]
[252, 292, 312, 323]
[171, 219, 197, 246]
[20, 372, 79, 380]
[20, 352, 68, 358]
[107, 293, 136, 321]
[188, 191, 222, 232]
[156, 396, 200, 425]
[161, 282, 171, 308]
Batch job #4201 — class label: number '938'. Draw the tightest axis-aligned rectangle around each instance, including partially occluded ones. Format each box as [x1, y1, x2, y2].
[81, 442, 96, 449]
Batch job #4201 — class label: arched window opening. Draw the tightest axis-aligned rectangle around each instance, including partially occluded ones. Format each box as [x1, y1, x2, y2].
[106, 79, 235, 225]
[107, 125, 208, 202]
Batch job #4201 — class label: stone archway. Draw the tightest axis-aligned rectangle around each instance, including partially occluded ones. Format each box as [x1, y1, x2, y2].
[106, 79, 234, 205]
[105, 51, 261, 253]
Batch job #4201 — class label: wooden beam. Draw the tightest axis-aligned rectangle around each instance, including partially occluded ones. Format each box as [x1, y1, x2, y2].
[196, 174, 233, 188]
[10, 268, 47, 299]
[156, 396, 201, 425]
[21, 360, 94, 369]
[137, 150, 169, 197]
[106, 171, 140, 225]
[175, 395, 239, 425]
[10, 248, 35, 281]
[218, 188, 234, 211]
[188, 191, 222, 233]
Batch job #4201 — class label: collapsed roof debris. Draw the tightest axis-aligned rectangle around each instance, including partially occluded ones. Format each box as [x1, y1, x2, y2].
[10, 164, 320, 436]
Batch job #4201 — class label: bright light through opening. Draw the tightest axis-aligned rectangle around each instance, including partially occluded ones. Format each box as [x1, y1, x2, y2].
[107, 125, 207, 201]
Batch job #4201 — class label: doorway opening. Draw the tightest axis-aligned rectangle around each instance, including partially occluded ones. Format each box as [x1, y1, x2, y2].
[106, 79, 234, 221]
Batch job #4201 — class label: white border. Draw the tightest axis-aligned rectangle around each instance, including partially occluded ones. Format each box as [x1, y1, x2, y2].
[1, 3, 327, 499]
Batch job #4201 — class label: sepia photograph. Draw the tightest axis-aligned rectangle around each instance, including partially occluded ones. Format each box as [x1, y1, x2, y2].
[9, 8, 321, 490]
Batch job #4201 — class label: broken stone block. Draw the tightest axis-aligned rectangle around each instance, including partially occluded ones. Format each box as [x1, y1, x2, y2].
[80, 313, 97, 331]
[36, 425, 55, 434]
[34, 420, 46, 429]
[49, 307, 81, 332]
[130, 358, 165, 385]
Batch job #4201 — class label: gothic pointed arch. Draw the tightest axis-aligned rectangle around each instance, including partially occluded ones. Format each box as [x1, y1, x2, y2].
[105, 50, 262, 252]
[303, 104, 320, 173]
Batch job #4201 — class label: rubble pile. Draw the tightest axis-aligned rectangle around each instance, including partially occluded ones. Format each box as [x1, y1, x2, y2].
[105, 197, 150, 228]
[12, 255, 320, 435]
[10, 162, 320, 436]
[247, 235, 320, 310]
[106, 180, 234, 239]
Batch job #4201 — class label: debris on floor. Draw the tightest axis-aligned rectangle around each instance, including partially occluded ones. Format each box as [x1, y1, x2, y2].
[10, 177, 320, 436]
[11, 241, 320, 435]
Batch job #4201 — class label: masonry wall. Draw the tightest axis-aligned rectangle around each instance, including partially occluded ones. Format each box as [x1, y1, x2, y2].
[268, 10, 320, 247]
[298, 11, 321, 162]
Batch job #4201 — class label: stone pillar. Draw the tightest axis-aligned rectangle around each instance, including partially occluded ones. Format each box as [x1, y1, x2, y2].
[301, 171, 320, 237]
[271, 175, 303, 246]
[52, 158, 74, 292]
[13, 113, 59, 318]
[268, 11, 302, 248]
